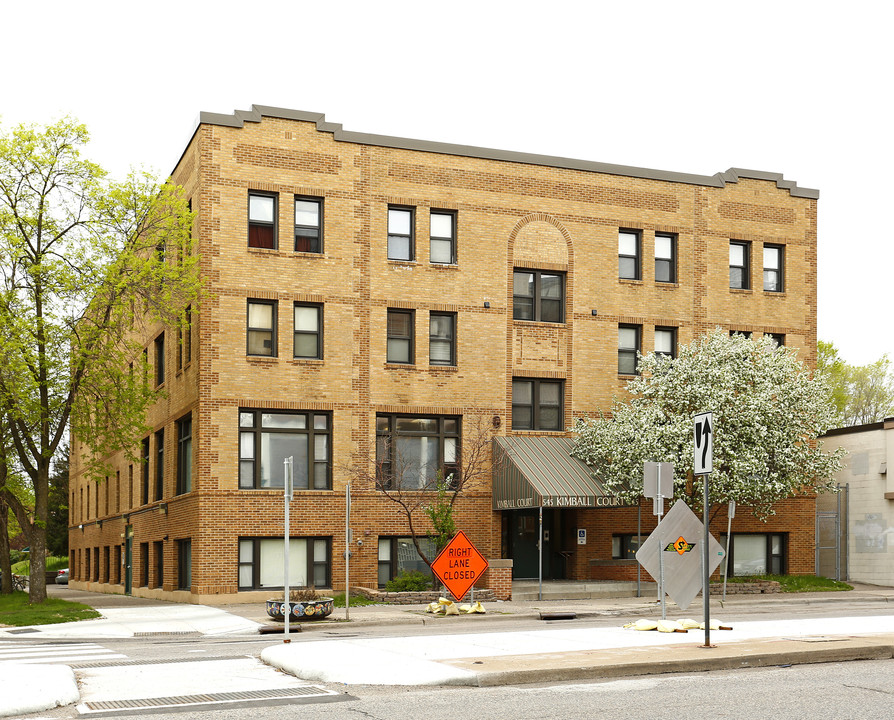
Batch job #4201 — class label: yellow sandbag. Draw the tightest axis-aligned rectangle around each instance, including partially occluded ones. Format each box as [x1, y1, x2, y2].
[459, 604, 471, 613]
[679, 618, 702, 630]
[425, 601, 441, 614]
[624, 618, 658, 631]
[699, 619, 733, 630]
[656, 619, 686, 633]
[443, 600, 460, 616]
[468, 601, 486, 614]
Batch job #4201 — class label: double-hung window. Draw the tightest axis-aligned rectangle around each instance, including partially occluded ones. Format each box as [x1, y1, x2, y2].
[294, 303, 322, 359]
[512, 270, 564, 323]
[239, 410, 331, 490]
[176, 414, 192, 495]
[429, 312, 456, 366]
[154, 333, 165, 387]
[387, 309, 414, 364]
[619, 229, 641, 280]
[388, 207, 414, 260]
[247, 300, 276, 356]
[654, 233, 676, 283]
[248, 193, 277, 249]
[511, 379, 564, 430]
[238, 537, 331, 589]
[763, 244, 784, 292]
[654, 327, 676, 360]
[429, 211, 456, 264]
[154, 428, 165, 501]
[618, 324, 641, 375]
[730, 241, 750, 289]
[376, 414, 460, 490]
[295, 197, 322, 252]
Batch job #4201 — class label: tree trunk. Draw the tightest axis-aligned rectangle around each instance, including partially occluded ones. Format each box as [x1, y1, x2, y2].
[0, 491, 12, 594]
[28, 463, 50, 603]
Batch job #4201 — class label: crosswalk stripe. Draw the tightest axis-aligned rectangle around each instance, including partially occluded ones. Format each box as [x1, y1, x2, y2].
[0, 642, 126, 665]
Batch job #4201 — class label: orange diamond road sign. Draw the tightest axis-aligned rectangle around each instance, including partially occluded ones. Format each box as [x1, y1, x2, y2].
[431, 530, 489, 601]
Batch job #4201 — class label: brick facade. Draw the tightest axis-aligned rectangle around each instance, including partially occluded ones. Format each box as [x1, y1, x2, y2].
[68, 107, 820, 602]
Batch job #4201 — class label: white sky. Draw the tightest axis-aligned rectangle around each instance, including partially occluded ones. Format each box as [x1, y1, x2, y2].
[3, 1, 890, 366]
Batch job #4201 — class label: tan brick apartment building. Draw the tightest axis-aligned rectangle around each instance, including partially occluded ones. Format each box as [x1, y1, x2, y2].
[68, 106, 820, 602]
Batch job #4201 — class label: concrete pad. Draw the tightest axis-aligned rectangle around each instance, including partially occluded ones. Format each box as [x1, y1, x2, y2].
[0, 663, 79, 718]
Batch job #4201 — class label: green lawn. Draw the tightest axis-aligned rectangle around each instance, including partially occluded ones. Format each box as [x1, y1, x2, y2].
[332, 592, 379, 608]
[726, 574, 852, 592]
[11, 556, 69, 574]
[0, 591, 100, 627]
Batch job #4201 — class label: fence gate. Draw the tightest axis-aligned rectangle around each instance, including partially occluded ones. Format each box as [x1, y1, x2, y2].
[815, 483, 848, 580]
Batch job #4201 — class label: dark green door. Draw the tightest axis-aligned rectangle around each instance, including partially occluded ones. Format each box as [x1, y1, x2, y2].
[124, 526, 133, 595]
[511, 509, 553, 578]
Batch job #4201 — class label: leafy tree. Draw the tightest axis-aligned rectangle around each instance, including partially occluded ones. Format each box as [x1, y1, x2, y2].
[572, 330, 845, 520]
[816, 341, 894, 426]
[0, 118, 201, 602]
[46, 446, 69, 557]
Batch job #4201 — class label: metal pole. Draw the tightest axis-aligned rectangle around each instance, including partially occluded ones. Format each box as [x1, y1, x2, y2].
[702, 473, 711, 647]
[345, 483, 351, 622]
[836, 483, 841, 582]
[722, 501, 734, 601]
[283, 457, 293, 643]
[636, 502, 641, 597]
[538, 505, 543, 601]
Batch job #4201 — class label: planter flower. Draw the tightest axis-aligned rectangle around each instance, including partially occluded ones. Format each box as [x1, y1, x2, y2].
[266, 589, 334, 621]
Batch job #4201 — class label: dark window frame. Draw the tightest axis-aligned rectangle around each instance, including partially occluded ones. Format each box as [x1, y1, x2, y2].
[763, 244, 784, 292]
[154, 333, 165, 387]
[153, 540, 164, 589]
[154, 428, 164, 501]
[511, 378, 565, 431]
[178, 305, 192, 370]
[387, 206, 415, 261]
[386, 309, 415, 364]
[238, 537, 331, 590]
[294, 195, 323, 253]
[429, 312, 456, 366]
[512, 270, 565, 323]
[247, 299, 277, 357]
[654, 326, 677, 360]
[375, 414, 460, 491]
[238, 409, 331, 490]
[248, 191, 277, 249]
[730, 240, 751, 290]
[377, 536, 437, 587]
[619, 229, 642, 280]
[176, 414, 192, 495]
[612, 534, 643, 559]
[139, 542, 149, 587]
[293, 302, 323, 359]
[618, 324, 642, 375]
[654, 232, 677, 283]
[177, 538, 192, 590]
[767, 333, 785, 348]
[141, 437, 150, 505]
[429, 210, 456, 264]
[723, 532, 787, 577]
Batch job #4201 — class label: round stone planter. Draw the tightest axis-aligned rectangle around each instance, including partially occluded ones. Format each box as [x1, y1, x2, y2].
[266, 598, 334, 621]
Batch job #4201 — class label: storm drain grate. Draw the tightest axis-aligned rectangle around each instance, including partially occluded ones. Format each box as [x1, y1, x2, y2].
[81, 686, 336, 712]
[73, 655, 236, 668]
[4, 628, 39, 634]
[133, 631, 201, 637]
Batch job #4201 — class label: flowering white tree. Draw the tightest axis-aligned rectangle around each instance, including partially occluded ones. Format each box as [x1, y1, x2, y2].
[572, 330, 845, 520]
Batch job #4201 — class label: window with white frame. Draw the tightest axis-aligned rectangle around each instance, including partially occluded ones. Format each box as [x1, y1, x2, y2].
[238, 410, 330, 490]
[238, 537, 330, 589]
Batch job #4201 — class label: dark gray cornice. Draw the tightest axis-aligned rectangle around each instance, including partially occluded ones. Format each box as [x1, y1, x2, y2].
[190, 105, 819, 199]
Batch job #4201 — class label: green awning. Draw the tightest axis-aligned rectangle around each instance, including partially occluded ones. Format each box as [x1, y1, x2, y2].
[492, 436, 627, 510]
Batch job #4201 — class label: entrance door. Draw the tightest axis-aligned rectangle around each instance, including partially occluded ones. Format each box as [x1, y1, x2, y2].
[124, 526, 133, 595]
[510, 509, 553, 579]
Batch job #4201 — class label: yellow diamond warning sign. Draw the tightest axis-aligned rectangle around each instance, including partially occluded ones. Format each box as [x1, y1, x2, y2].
[664, 536, 696, 555]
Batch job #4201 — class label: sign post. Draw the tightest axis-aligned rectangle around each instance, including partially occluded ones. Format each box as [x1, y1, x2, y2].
[694, 412, 714, 648]
[431, 531, 489, 602]
[345, 483, 351, 622]
[644, 462, 673, 618]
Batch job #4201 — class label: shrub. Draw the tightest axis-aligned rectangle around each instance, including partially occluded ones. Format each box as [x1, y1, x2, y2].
[385, 570, 433, 592]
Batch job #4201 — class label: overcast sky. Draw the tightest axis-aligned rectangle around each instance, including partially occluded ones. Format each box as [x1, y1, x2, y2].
[3, 1, 890, 366]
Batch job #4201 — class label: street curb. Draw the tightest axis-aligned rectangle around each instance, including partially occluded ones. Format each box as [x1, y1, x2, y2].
[460, 637, 894, 687]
